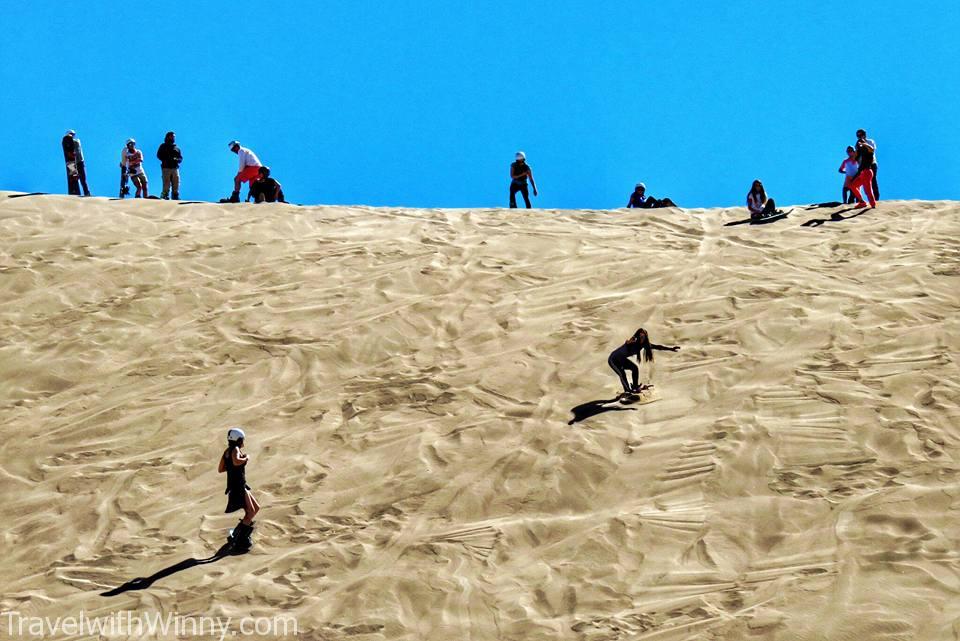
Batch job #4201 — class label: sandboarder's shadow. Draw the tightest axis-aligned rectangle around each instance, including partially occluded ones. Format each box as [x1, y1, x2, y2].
[6, 192, 48, 199]
[801, 206, 867, 228]
[100, 541, 239, 596]
[724, 209, 791, 227]
[568, 396, 637, 425]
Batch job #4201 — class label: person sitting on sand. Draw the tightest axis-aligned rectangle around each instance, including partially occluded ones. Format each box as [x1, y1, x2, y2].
[747, 180, 777, 219]
[509, 151, 538, 208]
[249, 166, 286, 203]
[123, 138, 149, 198]
[627, 182, 677, 209]
[228, 140, 262, 203]
[608, 328, 680, 399]
[838, 146, 859, 204]
[218, 427, 260, 552]
[849, 132, 877, 209]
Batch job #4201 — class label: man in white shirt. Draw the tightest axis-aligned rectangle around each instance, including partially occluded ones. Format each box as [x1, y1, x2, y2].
[228, 140, 263, 202]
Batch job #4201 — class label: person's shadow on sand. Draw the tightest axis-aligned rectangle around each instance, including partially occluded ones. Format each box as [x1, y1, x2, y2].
[568, 396, 637, 425]
[100, 541, 239, 596]
[801, 206, 868, 227]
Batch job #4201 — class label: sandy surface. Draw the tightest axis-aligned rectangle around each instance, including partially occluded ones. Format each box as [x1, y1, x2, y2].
[0, 192, 958, 640]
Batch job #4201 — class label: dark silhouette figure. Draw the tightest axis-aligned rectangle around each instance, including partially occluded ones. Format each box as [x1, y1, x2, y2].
[100, 541, 238, 596]
[800, 206, 865, 228]
[568, 396, 638, 425]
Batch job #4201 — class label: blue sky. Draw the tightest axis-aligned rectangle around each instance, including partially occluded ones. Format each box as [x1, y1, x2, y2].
[1, 1, 957, 208]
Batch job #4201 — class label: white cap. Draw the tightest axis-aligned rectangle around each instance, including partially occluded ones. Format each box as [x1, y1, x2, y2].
[228, 140, 240, 149]
[126, 138, 136, 145]
[636, 182, 645, 189]
[227, 427, 246, 442]
[66, 129, 76, 136]
[515, 151, 526, 160]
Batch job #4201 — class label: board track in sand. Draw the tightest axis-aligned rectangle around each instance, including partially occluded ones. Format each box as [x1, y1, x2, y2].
[1, 193, 959, 640]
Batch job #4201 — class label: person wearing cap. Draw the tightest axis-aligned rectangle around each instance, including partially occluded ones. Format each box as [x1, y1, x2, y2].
[249, 166, 286, 203]
[854, 129, 879, 201]
[61, 130, 91, 196]
[218, 427, 260, 551]
[509, 151, 538, 208]
[122, 138, 149, 198]
[228, 140, 262, 202]
[156, 131, 183, 200]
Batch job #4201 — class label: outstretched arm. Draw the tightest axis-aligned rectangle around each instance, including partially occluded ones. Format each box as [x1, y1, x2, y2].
[651, 343, 680, 352]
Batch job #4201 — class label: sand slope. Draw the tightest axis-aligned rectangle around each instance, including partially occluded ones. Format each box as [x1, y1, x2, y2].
[0, 193, 958, 640]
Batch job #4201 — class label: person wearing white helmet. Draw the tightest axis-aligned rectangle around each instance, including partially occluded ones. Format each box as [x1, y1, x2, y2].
[218, 427, 260, 552]
[227, 140, 262, 203]
[122, 138, 149, 198]
[509, 151, 538, 208]
[627, 182, 677, 209]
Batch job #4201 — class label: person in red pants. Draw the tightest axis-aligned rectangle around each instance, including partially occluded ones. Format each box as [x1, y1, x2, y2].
[849, 140, 877, 209]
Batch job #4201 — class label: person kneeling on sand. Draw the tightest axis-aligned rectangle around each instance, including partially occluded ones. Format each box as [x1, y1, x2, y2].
[747, 180, 778, 219]
[218, 427, 260, 552]
[123, 138, 149, 198]
[627, 183, 677, 209]
[608, 328, 680, 401]
[249, 166, 286, 203]
[228, 140, 262, 203]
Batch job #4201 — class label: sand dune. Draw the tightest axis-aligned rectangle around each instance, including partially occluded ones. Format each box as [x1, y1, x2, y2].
[0, 192, 958, 640]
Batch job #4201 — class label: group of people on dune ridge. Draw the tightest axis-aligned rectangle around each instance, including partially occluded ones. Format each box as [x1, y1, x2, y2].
[60, 129, 880, 212]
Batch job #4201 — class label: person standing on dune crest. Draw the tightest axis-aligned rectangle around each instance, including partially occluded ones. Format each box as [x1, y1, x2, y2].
[218, 427, 260, 552]
[122, 138, 149, 198]
[228, 140, 262, 203]
[608, 328, 680, 401]
[509, 151, 538, 208]
[156, 131, 182, 200]
[855, 129, 879, 200]
[61, 130, 91, 196]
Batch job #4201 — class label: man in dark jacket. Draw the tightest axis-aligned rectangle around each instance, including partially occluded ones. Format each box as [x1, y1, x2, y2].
[156, 131, 183, 199]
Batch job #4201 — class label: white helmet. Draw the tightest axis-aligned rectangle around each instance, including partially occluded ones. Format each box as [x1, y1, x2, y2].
[65, 129, 76, 136]
[126, 138, 136, 145]
[635, 182, 646, 189]
[515, 151, 526, 160]
[228, 140, 240, 149]
[227, 427, 246, 442]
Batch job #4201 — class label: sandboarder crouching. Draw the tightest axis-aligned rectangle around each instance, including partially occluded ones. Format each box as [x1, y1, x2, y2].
[249, 166, 286, 203]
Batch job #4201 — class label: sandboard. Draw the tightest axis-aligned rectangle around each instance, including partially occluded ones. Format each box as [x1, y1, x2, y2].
[750, 209, 790, 225]
[619, 388, 661, 405]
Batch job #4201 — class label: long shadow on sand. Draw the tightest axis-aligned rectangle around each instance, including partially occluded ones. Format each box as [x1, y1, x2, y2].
[801, 206, 869, 228]
[6, 192, 49, 198]
[724, 209, 792, 227]
[100, 542, 238, 596]
[568, 396, 637, 425]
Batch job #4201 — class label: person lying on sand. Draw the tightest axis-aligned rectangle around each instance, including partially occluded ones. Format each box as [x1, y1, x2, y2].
[218, 427, 260, 552]
[627, 182, 677, 209]
[608, 328, 680, 400]
[747, 180, 778, 219]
